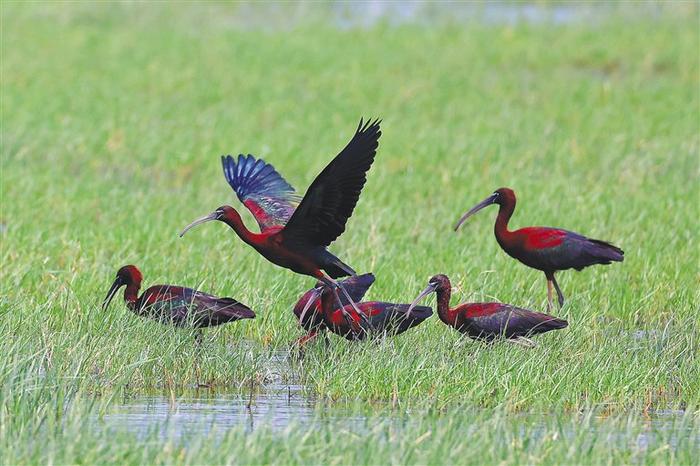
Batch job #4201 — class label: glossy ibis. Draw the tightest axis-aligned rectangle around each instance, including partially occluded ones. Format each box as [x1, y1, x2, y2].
[102, 265, 255, 332]
[292, 273, 375, 346]
[409, 274, 567, 346]
[298, 282, 433, 341]
[454, 187, 623, 309]
[180, 119, 381, 323]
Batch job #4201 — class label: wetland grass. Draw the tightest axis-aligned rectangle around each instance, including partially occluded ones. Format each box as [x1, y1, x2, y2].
[1, 3, 698, 463]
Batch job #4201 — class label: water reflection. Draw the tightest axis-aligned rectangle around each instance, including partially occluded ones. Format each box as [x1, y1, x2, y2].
[99, 385, 697, 452]
[95, 348, 696, 449]
[102, 386, 319, 439]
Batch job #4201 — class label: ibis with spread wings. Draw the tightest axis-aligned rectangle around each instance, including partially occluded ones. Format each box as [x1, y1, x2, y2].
[180, 119, 381, 319]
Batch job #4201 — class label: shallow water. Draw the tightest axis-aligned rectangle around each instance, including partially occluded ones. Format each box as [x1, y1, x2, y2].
[90, 349, 698, 447]
[224, 2, 668, 31]
[96, 382, 698, 453]
[101, 385, 317, 439]
[97, 350, 377, 439]
[333, 2, 597, 28]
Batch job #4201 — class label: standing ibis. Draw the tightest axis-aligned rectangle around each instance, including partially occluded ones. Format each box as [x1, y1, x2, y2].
[180, 119, 381, 323]
[292, 273, 375, 346]
[298, 282, 433, 342]
[454, 187, 624, 309]
[102, 265, 255, 332]
[409, 274, 567, 346]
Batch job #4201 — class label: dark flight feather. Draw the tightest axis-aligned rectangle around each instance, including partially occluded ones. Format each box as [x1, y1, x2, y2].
[283, 119, 381, 248]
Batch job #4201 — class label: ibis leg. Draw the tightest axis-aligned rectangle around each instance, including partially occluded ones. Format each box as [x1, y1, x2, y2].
[331, 285, 365, 336]
[318, 275, 363, 333]
[293, 330, 318, 348]
[320, 275, 371, 329]
[551, 274, 565, 308]
[337, 281, 372, 327]
[546, 276, 554, 311]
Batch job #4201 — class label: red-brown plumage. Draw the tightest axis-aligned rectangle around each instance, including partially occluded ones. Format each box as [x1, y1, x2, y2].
[314, 283, 433, 342]
[455, 187, 623, 309]
[242, 199, 274, 227]
[291, 273, 375, 346]
[519, 227, 566, 250]
[410, 275, 567, 344]
[102, 265, 255, 330]
[460, 302, 504, 318]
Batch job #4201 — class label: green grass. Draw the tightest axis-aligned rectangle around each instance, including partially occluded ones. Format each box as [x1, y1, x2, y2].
[2, 2, 699, 464]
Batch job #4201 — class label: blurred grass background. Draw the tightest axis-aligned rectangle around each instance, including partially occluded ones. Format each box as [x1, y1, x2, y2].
[1, 2, 699, 463]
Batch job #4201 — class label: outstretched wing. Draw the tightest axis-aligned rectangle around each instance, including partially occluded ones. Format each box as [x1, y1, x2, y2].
[282, 119, 381, 248]
[222, 154, 301, 233]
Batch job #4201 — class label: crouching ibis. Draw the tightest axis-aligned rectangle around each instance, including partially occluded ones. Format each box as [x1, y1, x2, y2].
[409, 274, 567, 346]
[299, 282, 433, 342]
[102, 265, 255, 334]
[292, 273, 375, 346]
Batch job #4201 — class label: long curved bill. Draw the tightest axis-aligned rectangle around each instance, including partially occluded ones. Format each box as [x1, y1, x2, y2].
[454, 193, 499, 231]
[407, 283, 437, 313]
[102, 277, 124, 311]
[180, 212, 218, 237]
[298, 288, 321, 323]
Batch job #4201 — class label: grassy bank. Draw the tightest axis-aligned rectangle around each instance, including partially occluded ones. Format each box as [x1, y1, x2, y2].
[2, 2, 698, 463]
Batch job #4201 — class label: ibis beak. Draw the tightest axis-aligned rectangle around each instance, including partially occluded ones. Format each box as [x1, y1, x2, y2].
[454, 193, 499, 231]
[407, 283, 437, 313]
[102, 276, 124, 311]
[298, 287, 322, 324]
[179, 212, 219, 237]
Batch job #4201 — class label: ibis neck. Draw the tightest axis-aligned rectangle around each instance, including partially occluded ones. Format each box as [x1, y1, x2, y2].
[494, 200, 515, 245]
[222, 211, 263, 246]
[320, 290, 336, 327]
[434, 286, 454, 325]
[124, 283, 141, 308]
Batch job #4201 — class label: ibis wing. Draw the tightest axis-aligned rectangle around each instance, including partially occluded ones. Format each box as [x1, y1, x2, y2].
[192, 293, 256, 323]
[140, 286, 255, 326]
[520, 228, 624, 271]
[138, 286, 194, 323]
[222, 154, 301, 232]
[338, 273, 376, 303]
[282, 119, 381, 248]
[503, 306, 568, 337]
[469, 304, 567, 338]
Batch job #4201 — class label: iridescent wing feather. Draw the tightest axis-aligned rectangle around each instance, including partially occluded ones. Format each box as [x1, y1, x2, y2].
[222, 154, 301, 233]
